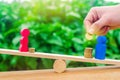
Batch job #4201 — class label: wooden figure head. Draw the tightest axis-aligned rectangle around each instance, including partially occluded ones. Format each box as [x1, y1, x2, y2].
[21, 28, 30, 37]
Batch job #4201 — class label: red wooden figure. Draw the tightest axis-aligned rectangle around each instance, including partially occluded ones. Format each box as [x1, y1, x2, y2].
[19, 28, 30, 52]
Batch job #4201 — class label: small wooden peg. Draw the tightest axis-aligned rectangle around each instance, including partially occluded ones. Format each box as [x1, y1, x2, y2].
[29, 48, 35, 53]
[53, 59, 66, 73]
[84, 48, 93, 58]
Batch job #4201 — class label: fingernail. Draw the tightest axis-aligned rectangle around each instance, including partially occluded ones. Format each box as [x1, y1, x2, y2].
[88, 28, 94, 34]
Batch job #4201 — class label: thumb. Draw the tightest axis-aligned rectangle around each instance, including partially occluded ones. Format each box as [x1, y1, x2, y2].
[88, 17, 108, 34]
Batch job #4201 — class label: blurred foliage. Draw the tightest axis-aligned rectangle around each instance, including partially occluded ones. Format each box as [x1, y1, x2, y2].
[0, 0, 119, 71]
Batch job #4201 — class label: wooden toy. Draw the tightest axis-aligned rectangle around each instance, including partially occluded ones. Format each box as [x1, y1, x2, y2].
[0, 49, 120, 65]
[84, 48, 93, 58]
[19, 28, 30, 52]
[95, 36, 107, 60]
[53, 59, 66, 73]
[0, 29, 120, 80]
[29, 48, 35, 53]
[0, 49, 120, 79]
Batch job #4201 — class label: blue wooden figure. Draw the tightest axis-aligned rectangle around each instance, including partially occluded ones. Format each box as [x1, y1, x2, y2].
[95, 36, 107, 60]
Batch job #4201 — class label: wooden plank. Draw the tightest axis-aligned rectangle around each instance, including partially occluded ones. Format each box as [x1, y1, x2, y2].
[0, 49, 120, 65]
[0, 66, 120, 80]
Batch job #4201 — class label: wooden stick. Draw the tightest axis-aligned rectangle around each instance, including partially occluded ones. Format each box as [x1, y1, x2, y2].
[0, 49, 120, 65]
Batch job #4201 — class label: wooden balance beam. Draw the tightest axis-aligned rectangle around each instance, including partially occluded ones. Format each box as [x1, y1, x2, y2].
[0, 49, 120, 65]
[0, 66, 120, 80]
[0, 48, 120, 73]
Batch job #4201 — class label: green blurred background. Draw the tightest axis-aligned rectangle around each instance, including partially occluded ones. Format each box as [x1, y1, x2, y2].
[0, 0, 119, 71]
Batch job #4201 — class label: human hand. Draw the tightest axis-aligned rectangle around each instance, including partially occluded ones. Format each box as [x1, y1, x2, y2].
[84, 5, 120, 35]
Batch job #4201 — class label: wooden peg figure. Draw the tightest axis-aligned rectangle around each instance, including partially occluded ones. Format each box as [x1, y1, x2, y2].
[95, 36, 107, 60]
[19, 28, 30, 52]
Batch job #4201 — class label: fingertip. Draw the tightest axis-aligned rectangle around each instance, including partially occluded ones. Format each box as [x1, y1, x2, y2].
[88, 28, 94, 34]
[84, 20, 92, 32]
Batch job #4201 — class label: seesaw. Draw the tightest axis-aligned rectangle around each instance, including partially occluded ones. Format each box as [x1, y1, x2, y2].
[0, 48, 120, 73]
[0, 28, 120, 80]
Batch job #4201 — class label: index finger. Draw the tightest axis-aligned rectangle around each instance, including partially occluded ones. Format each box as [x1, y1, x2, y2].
[84, 19, 92, 32]
[84, 8, 98, 32]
